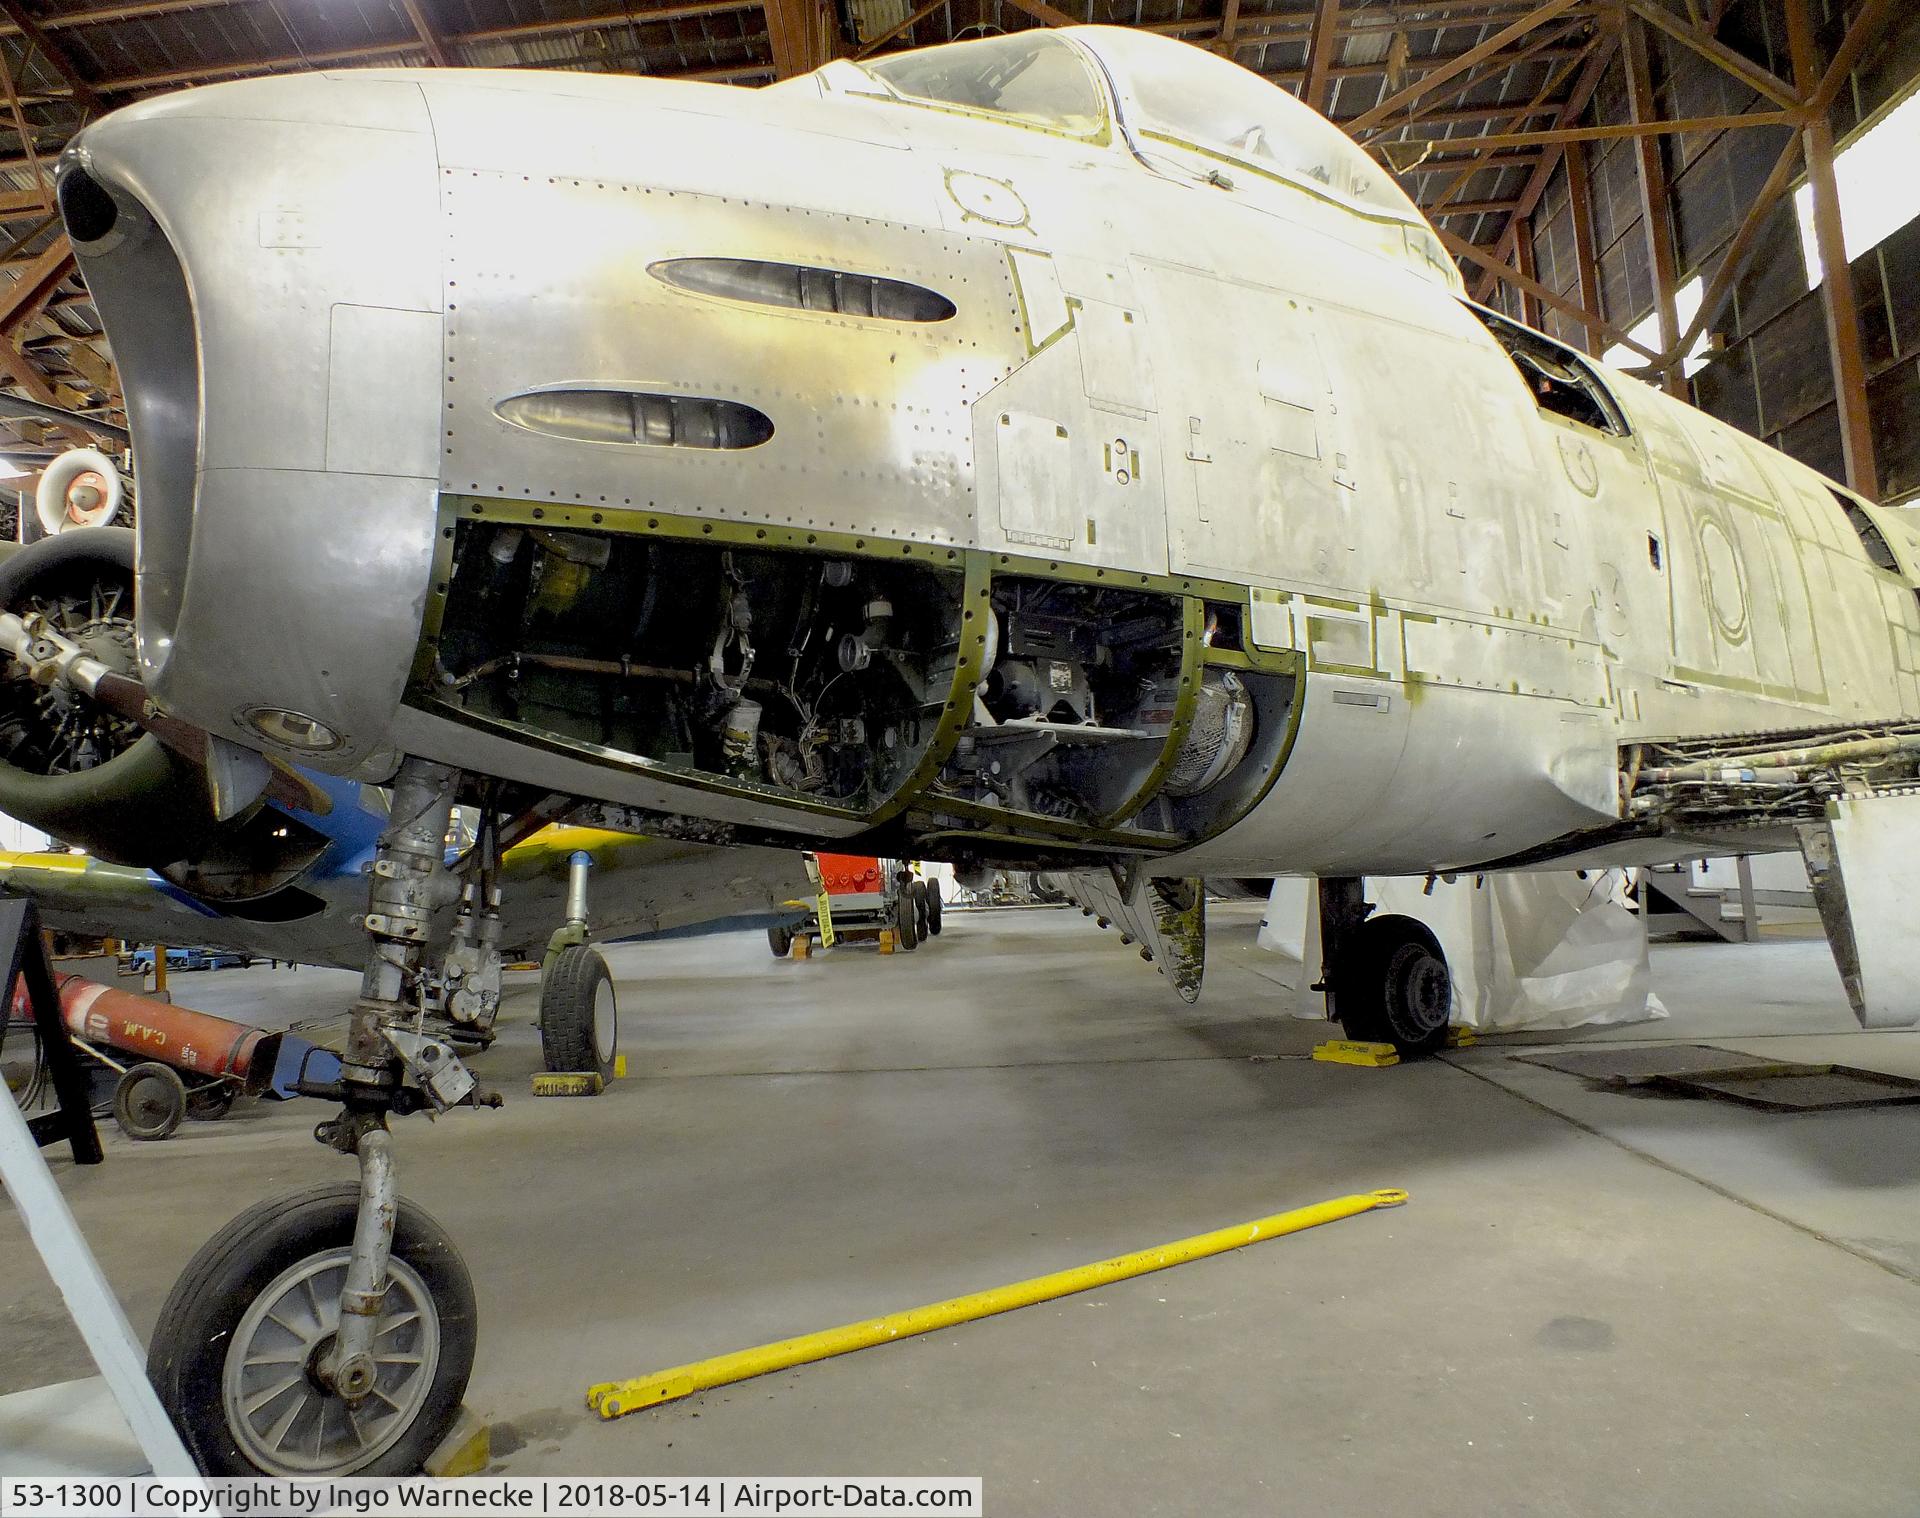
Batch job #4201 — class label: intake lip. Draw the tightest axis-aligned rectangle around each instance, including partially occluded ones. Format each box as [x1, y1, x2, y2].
[57, 161, 119, 245]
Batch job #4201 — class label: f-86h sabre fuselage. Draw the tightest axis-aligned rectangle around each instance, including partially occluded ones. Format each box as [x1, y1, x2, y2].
[55, 27, 1920, 895]
[20, 27, 1920, 1476]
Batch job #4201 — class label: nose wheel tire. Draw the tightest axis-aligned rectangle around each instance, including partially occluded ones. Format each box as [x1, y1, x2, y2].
[893, 891, 919, 951]
[540, 944, 618, 1080]
[923, 883, 942, 937]
[1335, 913, 1453, 1058]
[113, 1061, 187, 1141]
[147, 1182, 476, 1477]
[767, 924, 793, 959]
[909, 880, 931, 942]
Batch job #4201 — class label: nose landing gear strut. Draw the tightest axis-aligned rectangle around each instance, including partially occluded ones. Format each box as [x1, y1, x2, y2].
[147, 759, 498, 1476]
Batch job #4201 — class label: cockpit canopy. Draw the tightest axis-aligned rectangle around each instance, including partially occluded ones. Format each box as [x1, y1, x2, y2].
[855, 27, 1429, 228]
[862, 30, 1108, 139]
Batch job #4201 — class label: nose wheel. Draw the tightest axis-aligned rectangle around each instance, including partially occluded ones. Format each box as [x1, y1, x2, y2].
[147, 1182, 476, 1476]
[147, 758, 497, 1475]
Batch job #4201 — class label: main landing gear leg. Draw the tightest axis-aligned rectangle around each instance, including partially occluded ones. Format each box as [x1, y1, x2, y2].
[147, 759, 495, 1476]
[1316, 876, 1453, 1059]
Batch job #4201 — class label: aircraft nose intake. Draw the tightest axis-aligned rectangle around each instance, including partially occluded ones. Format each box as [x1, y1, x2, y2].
[60, 76, 447, 770]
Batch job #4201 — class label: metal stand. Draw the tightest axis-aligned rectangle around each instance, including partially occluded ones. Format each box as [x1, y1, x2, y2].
[0, 896, 103, 1163]
[0, 903, 198, 1477]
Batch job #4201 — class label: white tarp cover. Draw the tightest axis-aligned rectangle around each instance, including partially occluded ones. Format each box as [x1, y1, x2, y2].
[1256, 871, 1666, 1031]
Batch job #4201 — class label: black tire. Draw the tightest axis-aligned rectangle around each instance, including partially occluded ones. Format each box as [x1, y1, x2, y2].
[540, 944, 617, 1079]
[767, 924, 793, 959]
[186, 1080, 236, 1121]
[909, 880, 931, 940]
[114, 1061, 186, 1140]
[893, 890, 918, 951]
[148, 1182, 476, 1477]
[1335, 914, 1453, 1058]
[923, 881, 943, 936]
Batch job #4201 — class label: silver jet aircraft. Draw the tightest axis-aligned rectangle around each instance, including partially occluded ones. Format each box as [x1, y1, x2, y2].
[12, 26, 1920, 1474]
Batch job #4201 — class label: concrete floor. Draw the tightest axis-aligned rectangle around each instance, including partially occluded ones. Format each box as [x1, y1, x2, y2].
[6, 905, 1920, 1514]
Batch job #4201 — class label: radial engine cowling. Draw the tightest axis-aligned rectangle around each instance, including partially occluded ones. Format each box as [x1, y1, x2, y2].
[0, 528, 226, 867]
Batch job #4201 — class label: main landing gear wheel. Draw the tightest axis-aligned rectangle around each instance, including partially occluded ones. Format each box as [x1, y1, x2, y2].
[767, 923, 793, 959]
[923, 883, 942, 937]
[541, 943, 617, 1080]
[909, 880, 931, 941]
[147, 1182, 476, 1477]
[893, 890, 919, 951]
[114, 1061, 186, 1141]
[1336, 914, 1453, 1058]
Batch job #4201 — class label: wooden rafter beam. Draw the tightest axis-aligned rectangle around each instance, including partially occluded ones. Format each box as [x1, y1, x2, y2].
[1429, 198, 1523, 215]
[1413, 46, 1585, 216]
[0, 234, 91, 440]
[1394, 109, 1794, 149]
[1562, 137, 1602, 352]
[997, 0, 1079, 28]
[1301, 0, 1340, 114]
[0, 0, 99, 111]
[1361, 13, 1591, 138]
[1345, 0, 1584, 132]
[1786, 0, 1875, 496]
[852, 0, 944, 59]
[44, 11, 767, 97]
[1624, 0, 1802, 110]
[1624, 11, 1687, 396]
[1473, 27, 1618, 298]
[767, 0, 834, 77]
[1215, 0, 1245, 54]
[1339, 101, 1564, 128]
[0, 234, 69, 336]
[1403, 150, 1549, 175]
[1438, 226, 1657, 357]
[397, 0, 453, 67]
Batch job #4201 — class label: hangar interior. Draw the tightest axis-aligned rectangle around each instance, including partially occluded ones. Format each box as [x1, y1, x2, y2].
[0, 0, 1918, 1512]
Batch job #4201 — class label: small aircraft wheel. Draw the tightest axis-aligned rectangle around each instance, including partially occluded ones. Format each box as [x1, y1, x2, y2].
[767, 924, 793, 959]
[186, 1080, 236, 1121]
[540, 944, 617, 1080]
[1336, 914, 1452, 1058]
[909, 880, 931, 940]
[114, 1062, 187, 1141]
[148, 1182, 476, 1477]
[923, 883, 943, 937]
[893, 891, 919, 951]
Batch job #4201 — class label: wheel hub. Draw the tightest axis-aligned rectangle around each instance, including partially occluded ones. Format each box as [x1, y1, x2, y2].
[1386, 943, 1451, 1037]
[222, 1246, 440, 1475]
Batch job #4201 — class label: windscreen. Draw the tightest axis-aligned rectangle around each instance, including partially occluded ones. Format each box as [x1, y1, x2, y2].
[862, 31, 1107, 136]
[1076, 27, 1424, 222]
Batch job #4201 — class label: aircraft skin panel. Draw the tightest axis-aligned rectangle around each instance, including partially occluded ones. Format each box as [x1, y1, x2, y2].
[55, 32, 1920, 885]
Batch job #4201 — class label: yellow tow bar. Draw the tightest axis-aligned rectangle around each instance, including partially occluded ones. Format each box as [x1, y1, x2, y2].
[586, 1188, 1407, 1420]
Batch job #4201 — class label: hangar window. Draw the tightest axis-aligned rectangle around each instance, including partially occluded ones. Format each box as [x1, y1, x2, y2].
[1467, 304, 1628, 438]
[860, 32, 1106, 139]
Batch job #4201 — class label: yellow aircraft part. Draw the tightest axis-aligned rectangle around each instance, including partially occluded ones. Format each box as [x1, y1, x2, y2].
[0, 849, 88, 873]
[586, 1188, 1407, 1419]
[1312, 1039, 1402, 1067]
